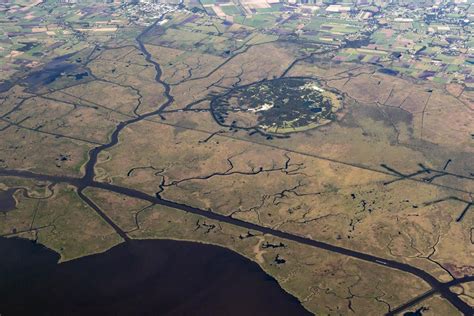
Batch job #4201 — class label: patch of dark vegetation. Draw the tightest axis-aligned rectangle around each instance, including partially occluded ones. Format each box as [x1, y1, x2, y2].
[211, 78, 341, 134]
[262, 242, 286, 249]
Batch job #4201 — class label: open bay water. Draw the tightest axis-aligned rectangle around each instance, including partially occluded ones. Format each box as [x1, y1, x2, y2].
[0, 237, 311, 316]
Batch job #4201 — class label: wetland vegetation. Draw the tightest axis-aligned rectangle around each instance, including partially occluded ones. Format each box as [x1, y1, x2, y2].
[0, 2, 472, 315]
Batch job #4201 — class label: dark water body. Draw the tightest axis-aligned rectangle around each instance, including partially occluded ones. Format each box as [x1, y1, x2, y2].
[0, 237, 311, 316]
[24, 52, 89, 91]
[379, 68, 399, 76]
[72, 72, 89, 80]
[0, 80, 14, 93]
[404, 306, 428, 316]
[25, 63, 77, 87]
[0, 188, 17, 213]
[344, 35, 372, 48]
[17, 42, 39, 52]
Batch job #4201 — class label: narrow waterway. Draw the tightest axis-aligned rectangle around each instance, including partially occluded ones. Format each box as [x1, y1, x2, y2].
[1, 168, 473, 316]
